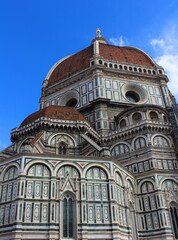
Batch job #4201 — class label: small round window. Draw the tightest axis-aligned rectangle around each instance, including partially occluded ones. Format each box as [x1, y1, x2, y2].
[126, 91, 140, 103]
[66, 98, 77, 107]
[122, 83, 148, 104]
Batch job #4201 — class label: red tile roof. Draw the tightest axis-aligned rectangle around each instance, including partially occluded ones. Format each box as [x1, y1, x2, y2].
[20, 106, 90, 127]
[47, 42, 154, 86]
[99, 44, 154, 67]
[48, 45, 93, 86]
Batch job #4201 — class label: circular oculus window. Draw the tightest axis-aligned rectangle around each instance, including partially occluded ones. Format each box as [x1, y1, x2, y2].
[59, 90, 79, 107]
[66, 98, 78, 107]
[126, 91, 140, 103]
[122, 83, 148, 104]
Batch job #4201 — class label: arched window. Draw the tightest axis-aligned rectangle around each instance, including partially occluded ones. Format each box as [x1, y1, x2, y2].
[111, 143, 130, 156]
[120, 119, 126, 128]
[150, 111, 159, 121]
[170, 202, 178, 239]
[141, 181, 154, 193]
[58, 142, 67, 155]
[163, 115, 167, 122]
[132, 112, 142, 124]
[63, 193, 74, 238]
[153, 136, 169, 147]
[134, 137, 146, 149]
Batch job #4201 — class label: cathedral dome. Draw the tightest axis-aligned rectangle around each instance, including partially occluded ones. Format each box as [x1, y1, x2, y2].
[20, 106, 90, 127]
[45, 41, 156, 87]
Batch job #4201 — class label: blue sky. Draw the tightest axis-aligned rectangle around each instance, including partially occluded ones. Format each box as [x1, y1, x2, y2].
[1, 0, 178, 150]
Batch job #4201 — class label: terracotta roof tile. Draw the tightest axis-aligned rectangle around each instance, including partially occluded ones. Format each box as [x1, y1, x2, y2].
[99, 43, 154, 67]
[20, 106, 91, 127]
[48, 45, 93, 86]
[47, 42, 154, 86]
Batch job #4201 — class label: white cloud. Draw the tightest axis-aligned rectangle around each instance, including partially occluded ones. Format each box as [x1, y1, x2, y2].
[150, 25, 178, 100]
[109, 36, 129, 46]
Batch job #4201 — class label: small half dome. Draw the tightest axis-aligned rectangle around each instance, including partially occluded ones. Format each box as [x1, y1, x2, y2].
[20, 106, 90, 127]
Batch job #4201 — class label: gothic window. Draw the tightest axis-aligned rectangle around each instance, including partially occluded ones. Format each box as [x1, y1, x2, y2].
[170, 202, 178, 239]
[132, 112, 142, 124]
[111, 143, 130, 156]
[120, 119, 126, 128]
[63, 194, 74, 238]
[150, 111, 159, 121]
[58, 142, 67, 155]
[134, 137, 146, 149]
[141, 181, 154, 193]
[153, 136, 169, 147]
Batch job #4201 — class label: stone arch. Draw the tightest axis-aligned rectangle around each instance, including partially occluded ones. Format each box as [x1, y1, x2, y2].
[129, 111, 144, 125]
[161, 178, 178, 191]
[113, 170, 123, 186]
[17, 137, 34, 153]
[110, 141, 131, 156]
[48, 133, 77, 147]
[60, 190, 77, 240]
[57, 165, 80, 179]
[132, 135, 148, 150]
[83, 163, 110, 179]
[159, 177, 178, 188]
[54, 162, 82, 178]
[119, 117, 128, 129]
[137, 178, 156, 192]
[149, 110, 159, 121]
[86, 167, 107, 180]
[60, 190, 76, 200]
[0, 163, 20, 181]
[140, 181, 155, 193]
[23, 160, 53, 176]
[169, 201, 178, 239]
[27, 163, 51, 177]
[151, 134, 171, 147]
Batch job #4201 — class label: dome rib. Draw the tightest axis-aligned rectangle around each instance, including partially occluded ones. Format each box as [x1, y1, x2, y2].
[46, 42, 156, 87]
